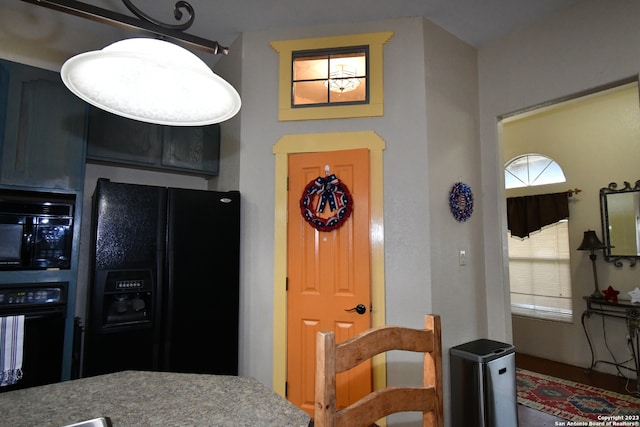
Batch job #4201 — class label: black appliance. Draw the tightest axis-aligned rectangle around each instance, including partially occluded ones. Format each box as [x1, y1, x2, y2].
[0, 282, 67, 392]
[83, 179, 240, 377]
[0, 189, 75, 270]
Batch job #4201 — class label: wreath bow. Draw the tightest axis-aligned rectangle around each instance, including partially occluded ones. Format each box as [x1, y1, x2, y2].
[316, 174, 340, 213]
[300, 174, 353, 232]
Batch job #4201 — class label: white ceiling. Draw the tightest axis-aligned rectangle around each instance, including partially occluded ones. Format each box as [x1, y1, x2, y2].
[192, 0, 585, 48]
[14, 0, 584, 54]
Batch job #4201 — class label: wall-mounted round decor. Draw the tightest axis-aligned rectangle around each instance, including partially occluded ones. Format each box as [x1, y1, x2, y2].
[449, 182, 473, 222]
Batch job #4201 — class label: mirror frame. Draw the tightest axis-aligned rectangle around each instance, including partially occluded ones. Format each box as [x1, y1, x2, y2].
[599, 180, 640, 267]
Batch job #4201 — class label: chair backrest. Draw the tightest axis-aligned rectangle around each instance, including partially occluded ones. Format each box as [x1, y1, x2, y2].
[314, 314, 443, 427]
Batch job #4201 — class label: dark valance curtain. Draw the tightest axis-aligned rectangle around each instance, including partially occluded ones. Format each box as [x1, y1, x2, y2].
[507, 192, 569, 238]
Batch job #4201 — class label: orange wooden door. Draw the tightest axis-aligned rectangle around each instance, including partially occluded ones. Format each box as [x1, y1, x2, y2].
[286, 148, 372, 416]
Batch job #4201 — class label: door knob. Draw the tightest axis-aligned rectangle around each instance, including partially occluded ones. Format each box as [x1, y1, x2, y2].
[345, 304, 367, 315]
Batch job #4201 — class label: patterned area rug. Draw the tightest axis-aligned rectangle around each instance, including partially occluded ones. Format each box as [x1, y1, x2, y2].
[517, 368, 640, 422]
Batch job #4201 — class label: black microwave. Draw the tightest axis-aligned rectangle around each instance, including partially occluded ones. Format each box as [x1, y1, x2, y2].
[0, 189, 75, 270]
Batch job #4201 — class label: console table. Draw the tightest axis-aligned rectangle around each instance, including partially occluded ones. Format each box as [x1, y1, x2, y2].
[581, 296, 640, 393]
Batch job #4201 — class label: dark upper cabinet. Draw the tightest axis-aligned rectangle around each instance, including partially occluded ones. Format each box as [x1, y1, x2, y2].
[0, 59, 87, 384]
[0, 59, 87, 191]
[86, 108, 220, 177]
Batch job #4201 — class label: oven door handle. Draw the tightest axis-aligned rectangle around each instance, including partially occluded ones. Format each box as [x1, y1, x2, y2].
[24, 312, 65, 320]
[0, 309, 66, 320]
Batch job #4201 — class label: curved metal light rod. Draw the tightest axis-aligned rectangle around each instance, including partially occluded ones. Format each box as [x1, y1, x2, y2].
[21, 0, 228, 55]
[122, 0, 194, 31]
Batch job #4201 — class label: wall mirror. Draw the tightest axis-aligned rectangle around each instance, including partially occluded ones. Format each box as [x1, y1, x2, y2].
[600, 180, 640, 266]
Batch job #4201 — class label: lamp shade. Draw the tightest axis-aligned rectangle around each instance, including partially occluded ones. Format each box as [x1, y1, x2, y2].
[577, 230, 606, 251]
[61, 38, 241, 126]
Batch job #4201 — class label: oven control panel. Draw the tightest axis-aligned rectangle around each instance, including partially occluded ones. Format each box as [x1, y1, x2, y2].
[0, 285, 65, 307]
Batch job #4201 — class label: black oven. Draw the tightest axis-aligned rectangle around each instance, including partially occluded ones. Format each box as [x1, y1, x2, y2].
[0, 189, 75, 270]
[0, 282, 67, 392]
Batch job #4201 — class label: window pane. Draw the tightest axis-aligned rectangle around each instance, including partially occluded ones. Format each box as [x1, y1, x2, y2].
[505, 170, 526, 189]
[511, 293, 572, 322]
[532, 161, 566, 186]
[293, 81, 328, 105]
[526, 155, 552, 183]
[328, 78, 366, 103]
[506, 156, 530, 183]
[504, 154, 566, 188]
[328, 52, 366, 80]
[293, 56, 328, 80]
[291, 47, 368, 107]
[508, 221, 573, 322]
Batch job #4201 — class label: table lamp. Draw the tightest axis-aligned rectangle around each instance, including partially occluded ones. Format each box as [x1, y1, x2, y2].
[577, 230, 607, 299]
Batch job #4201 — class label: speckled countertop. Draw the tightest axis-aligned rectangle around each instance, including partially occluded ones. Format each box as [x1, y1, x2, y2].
[0, 371, 311, 427]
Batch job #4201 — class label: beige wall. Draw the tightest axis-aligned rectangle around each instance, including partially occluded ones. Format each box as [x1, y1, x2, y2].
[423, 20, 485, 346]
[503, 83, 640, 374]
[479, 0, 640, 377]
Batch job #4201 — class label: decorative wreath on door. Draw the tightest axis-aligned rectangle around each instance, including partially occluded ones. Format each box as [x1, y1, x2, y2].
[300, 174, 353, 232]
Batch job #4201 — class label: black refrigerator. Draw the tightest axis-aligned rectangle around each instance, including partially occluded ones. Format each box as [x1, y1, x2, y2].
[83, 179, 240, 377]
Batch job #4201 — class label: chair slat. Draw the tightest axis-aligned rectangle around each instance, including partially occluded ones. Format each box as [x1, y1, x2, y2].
[336, 387, 437, 427]
[335, 326, 434, 372]
[314, 314, 443, 427]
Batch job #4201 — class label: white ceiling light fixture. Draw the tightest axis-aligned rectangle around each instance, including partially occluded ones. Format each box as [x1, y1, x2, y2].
[325, 65, 361, 93]
[21, 0, 241, 126]
[61, 38, 241, 126]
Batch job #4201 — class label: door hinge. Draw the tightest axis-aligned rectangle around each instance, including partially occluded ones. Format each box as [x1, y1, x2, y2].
[286, 176, 289, 191]
[285, 381, 288, 397]
[286, 277, 289, 291]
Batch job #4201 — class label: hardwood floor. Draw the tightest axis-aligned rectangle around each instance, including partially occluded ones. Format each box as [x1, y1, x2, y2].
[311, 353, 637, 426]
[515, 353, 639, 427]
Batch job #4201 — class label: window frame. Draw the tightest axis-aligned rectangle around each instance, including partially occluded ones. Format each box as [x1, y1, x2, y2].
[505, 153, 567, 189]
[291, 46, 369, 108]
[505, 152, 572, 322]
[508, 221, 573, 322]
[271, 32, 393, 121]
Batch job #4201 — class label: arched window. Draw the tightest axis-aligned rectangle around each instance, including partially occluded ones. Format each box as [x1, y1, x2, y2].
[505, 153, 571, 322]
[505, 154, 566, 189]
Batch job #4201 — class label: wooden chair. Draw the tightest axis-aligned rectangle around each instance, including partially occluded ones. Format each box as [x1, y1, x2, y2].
[314, 314, 443, 427]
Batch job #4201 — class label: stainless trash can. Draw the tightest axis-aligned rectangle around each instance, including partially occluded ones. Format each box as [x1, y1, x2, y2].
[450, 339, 518, 427]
